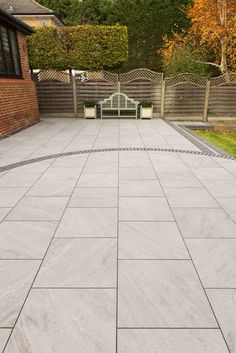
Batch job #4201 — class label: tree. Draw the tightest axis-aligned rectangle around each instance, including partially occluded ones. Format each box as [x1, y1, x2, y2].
[28, 26, 128, 70]
[188, 0, 236, 73]
[161, 35, 210, 76]
[160, 0, 236, 75]
[37, 0, 115, 25]
[112, 0, 191, 71]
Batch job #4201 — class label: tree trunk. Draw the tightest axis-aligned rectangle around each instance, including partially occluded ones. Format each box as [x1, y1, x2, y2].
[220, 39, 228, 74]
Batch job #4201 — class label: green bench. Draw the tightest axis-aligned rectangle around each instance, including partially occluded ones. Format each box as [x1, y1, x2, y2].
[99, 93, 139, 119]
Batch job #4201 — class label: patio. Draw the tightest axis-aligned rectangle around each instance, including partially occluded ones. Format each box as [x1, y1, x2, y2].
[0, 118, 236, 353]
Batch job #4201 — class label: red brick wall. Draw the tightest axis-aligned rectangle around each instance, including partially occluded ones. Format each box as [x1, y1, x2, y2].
[0, 32, 39, 137]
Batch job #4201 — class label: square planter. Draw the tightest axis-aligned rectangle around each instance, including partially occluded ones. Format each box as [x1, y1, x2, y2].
[140, 105, 153, 119]
[84, 106, 97, 119]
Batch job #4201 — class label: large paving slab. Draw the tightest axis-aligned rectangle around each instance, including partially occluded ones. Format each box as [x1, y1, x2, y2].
[4, 289, 116, 353]
[118, 329, 229, 353]
[0, 118, 235, 352]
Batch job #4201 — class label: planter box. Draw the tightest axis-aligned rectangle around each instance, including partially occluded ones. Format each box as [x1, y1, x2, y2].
[140, 105, 153, 119]
[84, 106, 97, 119]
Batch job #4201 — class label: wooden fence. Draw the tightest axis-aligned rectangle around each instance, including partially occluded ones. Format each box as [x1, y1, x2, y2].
[32, 69, 236, 121]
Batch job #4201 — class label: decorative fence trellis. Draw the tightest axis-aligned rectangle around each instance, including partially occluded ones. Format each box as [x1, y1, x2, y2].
[32, 69, 236, 121]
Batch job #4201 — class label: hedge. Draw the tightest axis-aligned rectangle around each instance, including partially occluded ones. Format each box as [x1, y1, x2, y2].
[28, 25, 128, 70]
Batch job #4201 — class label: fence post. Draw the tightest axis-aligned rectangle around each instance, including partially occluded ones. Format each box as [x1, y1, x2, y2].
[72, 75, 78, 118]
[117, 81, 121, 93]
[203, 80, 210, 122]
[161, 79, 165, 118]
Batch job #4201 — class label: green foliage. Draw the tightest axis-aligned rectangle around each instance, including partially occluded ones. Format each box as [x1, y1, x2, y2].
[112, 0, 192, 71]
[164, 44, 210, 77]
[28, 25, 128, 70]
[37, 0, 191, 71]
[37, 0, 114, 25]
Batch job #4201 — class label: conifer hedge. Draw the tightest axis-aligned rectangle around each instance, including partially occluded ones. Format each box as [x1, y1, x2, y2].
[28, 25, 128, 70]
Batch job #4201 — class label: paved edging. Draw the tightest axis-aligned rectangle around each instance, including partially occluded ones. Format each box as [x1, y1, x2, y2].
[164, 119, 232, 157]
[0, 147, 235, 173]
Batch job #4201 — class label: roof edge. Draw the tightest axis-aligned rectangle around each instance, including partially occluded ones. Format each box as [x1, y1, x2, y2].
[0, 7, 34, 34]
[30, 0, 53, 13]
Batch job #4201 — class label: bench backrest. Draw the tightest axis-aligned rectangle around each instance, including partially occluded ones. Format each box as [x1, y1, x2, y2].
[99, 93, 139, 109]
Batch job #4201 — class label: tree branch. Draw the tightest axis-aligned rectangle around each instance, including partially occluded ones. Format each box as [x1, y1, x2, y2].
[188, 57, 222, 69]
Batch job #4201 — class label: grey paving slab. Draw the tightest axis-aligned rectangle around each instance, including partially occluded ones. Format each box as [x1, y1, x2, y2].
[119, 152, 152, 168]
[0, 329, 11, 352]
[119, 197, 174, 221]
[154, 161, 190, 174]
[4, 289, 116, 353]
[119, 180, 163, 197]
[51, 155, 87, 168]
[119, 167, 157, 180]
[180, 154, 221, 168]
[191, 167, 234, 180]
[201, 179, 236, 197]
[42, 167, 82, 181]
[0, 173, 41, 188]
[84, 154, 118, 173]
[69, 188, 118, 208]
[34, 238, 117, 288]
[55, 207, 117, 238]
[158, 173, 202, 188]
[0, 208, 11, 222]
[217, 197, 236, 222]
[207, 289, 236, 353]
[118, 260, 217, 328]
[118, 329, 229, 353]
[186, 239, 236, 288]
[220, 162, 236, 176]
[26, 179, 77, 197]
[0, 188, 27, 208]
[173, 208, 236, 238]
[0, 221, 57, 259]
[77, 173, 118, 188]
[0, 260, 40, 327]
[6, 160, 53, 174]
[7, 197, 68, 221]
[165, 188, 219, 208]
[119, 222, 189, 259]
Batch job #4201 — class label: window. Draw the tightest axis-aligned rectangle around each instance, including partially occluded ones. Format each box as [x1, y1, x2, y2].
[0, 25, 21, 78]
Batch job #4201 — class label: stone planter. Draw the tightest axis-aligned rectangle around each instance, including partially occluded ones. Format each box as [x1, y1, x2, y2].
[140, 105, 153, 119]
[84, 106, 97, 119]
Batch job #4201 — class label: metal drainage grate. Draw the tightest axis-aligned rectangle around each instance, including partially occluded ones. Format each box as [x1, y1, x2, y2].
[0, 147, 235, 173]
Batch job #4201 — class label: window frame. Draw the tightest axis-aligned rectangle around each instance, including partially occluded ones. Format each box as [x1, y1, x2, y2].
[0, 24, 22, 79]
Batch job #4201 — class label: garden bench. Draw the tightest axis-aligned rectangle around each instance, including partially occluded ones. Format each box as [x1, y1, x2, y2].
[99, 93, 139, 119]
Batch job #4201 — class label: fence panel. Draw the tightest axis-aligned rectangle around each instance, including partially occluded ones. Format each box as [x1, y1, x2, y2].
[164, 83, 206, 118]
[208, 84, 236, 117]
[33, 71, 74, 115]
[164, 74, 207, 119]
[120, 69, 163, 116]
[208, 75, 236, 117]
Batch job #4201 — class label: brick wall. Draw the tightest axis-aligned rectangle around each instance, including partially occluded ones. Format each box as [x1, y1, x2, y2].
[0, 32, 39, 137]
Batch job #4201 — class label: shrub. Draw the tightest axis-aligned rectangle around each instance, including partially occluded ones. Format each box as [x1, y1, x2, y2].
[28, 25, 128, 70]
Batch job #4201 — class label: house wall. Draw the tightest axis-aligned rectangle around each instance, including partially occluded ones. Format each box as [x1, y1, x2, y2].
[0, 32, 39, 137]
[15, 15, 60, 27]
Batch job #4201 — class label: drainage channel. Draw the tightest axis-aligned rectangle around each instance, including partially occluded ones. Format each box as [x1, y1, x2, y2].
[0, 147, 235, 173]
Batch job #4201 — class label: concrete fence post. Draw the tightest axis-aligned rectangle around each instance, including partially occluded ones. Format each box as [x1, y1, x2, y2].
[161, 79, 166, 118]
[72, 75, 78, 118]
[203, 80, 211, 122]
